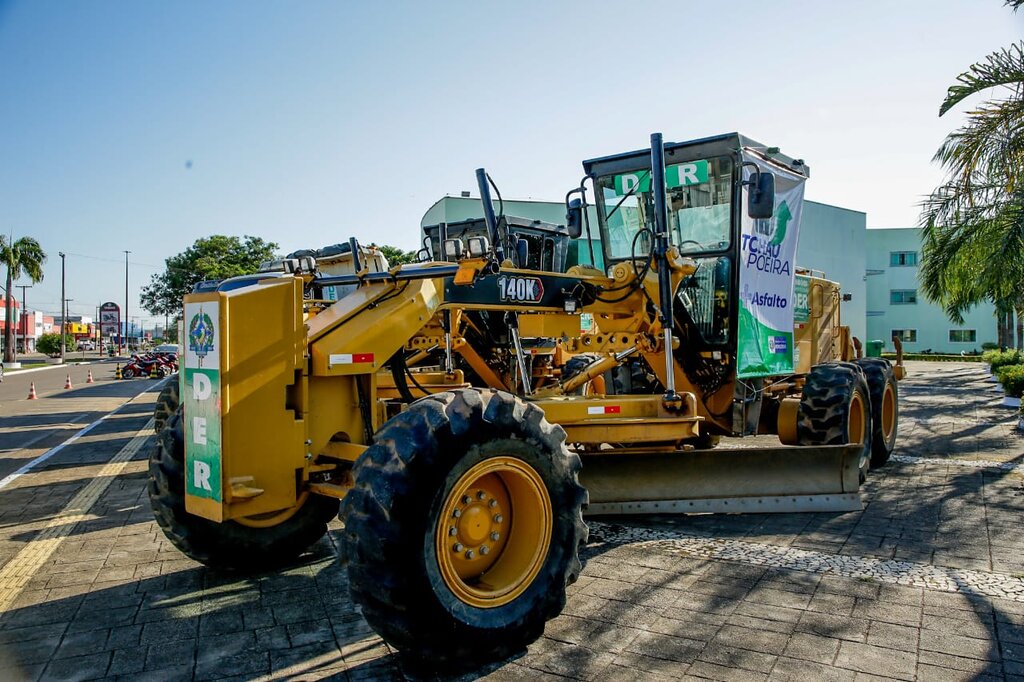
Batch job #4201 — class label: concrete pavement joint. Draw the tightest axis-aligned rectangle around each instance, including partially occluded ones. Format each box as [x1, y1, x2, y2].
[588, 521, 1024, 601]
[0, 416, 154, 613]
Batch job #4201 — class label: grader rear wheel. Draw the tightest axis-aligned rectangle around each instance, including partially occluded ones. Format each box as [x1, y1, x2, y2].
[148, 410, 339, 569]
[853, 358, 899, 468]
[797, 363, 873, 482]
[340, 388, 588, 669]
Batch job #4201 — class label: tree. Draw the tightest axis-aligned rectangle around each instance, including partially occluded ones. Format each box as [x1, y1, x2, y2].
[141, 235, 278, 318]
[371, 244, 417, 266]
[1, 236, 46, 363]
[919, 10, 1024, 350]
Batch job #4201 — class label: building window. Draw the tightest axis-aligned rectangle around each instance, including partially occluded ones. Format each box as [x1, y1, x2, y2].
[949, 329, 976, 343]
[892, 329, 917, 343]
[890, 289, 917, 305]
[890, 251, 918, 266]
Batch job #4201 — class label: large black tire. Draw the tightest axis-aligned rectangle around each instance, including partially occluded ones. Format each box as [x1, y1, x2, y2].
[340, 388, 588, 669]
[148, 410, 339, 569]
[153, 380, 180, 434]
[797, 363, 873, 482]
[853, 358, 899, 468]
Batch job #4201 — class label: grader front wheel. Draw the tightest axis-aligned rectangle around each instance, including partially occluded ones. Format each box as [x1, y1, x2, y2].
[340, 389, 588, 668]
[148, 410, 339, 569]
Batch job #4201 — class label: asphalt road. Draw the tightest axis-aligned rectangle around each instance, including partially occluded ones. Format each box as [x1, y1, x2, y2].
[0, 362, 159, 483]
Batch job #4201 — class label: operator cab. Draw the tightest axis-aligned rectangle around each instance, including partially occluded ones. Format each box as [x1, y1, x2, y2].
[580, 133, 808, 348]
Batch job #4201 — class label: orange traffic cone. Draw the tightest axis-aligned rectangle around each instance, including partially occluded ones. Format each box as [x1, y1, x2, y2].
[114, 364, 122, 380]
[86, 370, 94, 384]
[27, 383, 37, 400]
[64, 374, 73, 390]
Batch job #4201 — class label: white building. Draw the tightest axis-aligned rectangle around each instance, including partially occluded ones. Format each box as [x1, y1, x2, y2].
[865, 228, 996, 353]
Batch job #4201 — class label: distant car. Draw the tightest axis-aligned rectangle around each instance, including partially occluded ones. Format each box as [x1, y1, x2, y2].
[153, 344, 179, 356]
[77, 341, 95, 351]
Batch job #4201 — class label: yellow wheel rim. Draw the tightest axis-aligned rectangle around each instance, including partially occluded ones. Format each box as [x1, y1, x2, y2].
[848, 391, 866, 445]
[881, 381, 896, 442]
[435, 456, 552, 609]
[234, 491, 309, 528]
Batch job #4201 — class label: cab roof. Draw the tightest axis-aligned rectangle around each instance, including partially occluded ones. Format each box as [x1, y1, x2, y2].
[581, 132, 809, 179]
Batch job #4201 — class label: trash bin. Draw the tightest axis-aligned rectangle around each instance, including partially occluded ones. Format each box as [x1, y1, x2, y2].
[866, 340, 884, 358]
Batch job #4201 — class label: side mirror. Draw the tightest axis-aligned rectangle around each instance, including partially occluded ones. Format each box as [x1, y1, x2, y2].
[566, 198, 584, 239]
[747, 171, 775, 219]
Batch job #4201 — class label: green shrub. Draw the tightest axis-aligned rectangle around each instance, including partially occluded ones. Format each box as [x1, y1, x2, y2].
[997, 363, 1024, 397]
[983, 349, 1024, 370]
[36, 333, 74, 357]
[981, 342, 999, 351]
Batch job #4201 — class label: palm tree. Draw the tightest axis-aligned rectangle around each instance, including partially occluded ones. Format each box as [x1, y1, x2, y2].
[1, 236, 46, 363]
[919, 35, 1024, 349]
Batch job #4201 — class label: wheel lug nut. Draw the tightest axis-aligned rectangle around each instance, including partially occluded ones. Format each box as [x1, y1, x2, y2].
[480, 545, 489, 555]
[493, 514, 503, 523]
[477, 491, 487, 500]
[465, 550, 475, 559]
[488, 499, 498, 508]
[448, 527, 457, 536]
[490, 532, 500, 541]
[453, 543, 464, 552]
[461, 495, 471, 505]
[452, 509, 461, 518]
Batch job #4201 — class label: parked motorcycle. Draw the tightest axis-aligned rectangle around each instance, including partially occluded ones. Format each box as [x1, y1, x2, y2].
[121, 352, 178, 379]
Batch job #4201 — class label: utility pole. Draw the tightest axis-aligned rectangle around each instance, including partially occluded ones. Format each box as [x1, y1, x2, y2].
[59, 252, 66, 365]
[15, 285, 30, 360]
[123, 250, 130, 356]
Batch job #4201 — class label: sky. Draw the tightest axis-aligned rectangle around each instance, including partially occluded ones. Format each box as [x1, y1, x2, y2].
[0, 1, 1020, 328]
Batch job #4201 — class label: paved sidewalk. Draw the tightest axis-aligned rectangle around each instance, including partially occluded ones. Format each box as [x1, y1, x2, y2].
[0, 361, 1020, 680]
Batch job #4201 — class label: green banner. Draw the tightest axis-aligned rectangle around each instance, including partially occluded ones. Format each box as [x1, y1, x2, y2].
[184, 368, 222, 501]
[612, 160, 709, 195]
[183, 300, 222, 502]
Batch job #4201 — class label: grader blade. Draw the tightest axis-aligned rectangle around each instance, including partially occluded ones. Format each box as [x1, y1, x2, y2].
[579, 444, 863, 515]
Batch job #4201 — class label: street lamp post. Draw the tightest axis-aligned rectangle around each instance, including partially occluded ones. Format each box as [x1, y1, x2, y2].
[59, 252, 66, 365]
[15, 285, 30, 359]
[123, 250, 130, 356]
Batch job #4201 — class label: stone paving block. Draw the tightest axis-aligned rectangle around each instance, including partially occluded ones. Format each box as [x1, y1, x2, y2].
[730, 601, 802, 625]
[53, 629, 109, 659]
[865, 621, 919, 652]
[834, 640, 917, 680]
[770, 656, 855, 682]
[144, 637, 196, 671]
[607, 651, 688, 679]
[139, 617, 198, 644]
[107, 645, 146, 676]
[782, 631, 840, 665]
[645, 615, 718, 643]
[851, 599, 921, 626]
[724, 613, 794, 635]
[795, 611, 870, 642]
[41, 650, 112, 682]
[625, 631, 705, 664]
[919, 627, 1000, 661]
[916, 663, 1003, 681]
[711, 624, 789, 656]
[195, 651, 270, 681]
[698, 641, 776, 673]
[686, 659, 768, 682]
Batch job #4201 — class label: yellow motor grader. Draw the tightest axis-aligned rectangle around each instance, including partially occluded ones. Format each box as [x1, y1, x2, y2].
[150, 132, 902, 667]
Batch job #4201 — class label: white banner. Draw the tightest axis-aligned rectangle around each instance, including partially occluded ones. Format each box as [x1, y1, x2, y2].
[736, 151, 807, 378]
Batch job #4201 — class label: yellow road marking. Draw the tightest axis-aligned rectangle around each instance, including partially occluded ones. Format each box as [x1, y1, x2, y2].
[0, 417, 155, 613]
